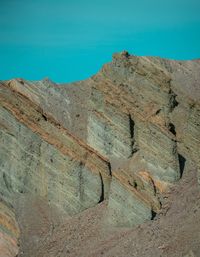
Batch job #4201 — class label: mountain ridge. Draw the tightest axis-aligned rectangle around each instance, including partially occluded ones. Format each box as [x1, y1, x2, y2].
[0, 51, 200, 257]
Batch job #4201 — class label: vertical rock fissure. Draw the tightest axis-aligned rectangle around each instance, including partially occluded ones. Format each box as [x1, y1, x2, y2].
[108, 162, 112, 176]
[151, 210, 157, 220]
[168, 122, 176, 136]
[98, 173, 104, 203]
[79, 161, 84, 201]
[169, 88, 179, 112]
[129, 113, 135, 139]
[128, 114, 137, 155]
[178, 154, 186, 178]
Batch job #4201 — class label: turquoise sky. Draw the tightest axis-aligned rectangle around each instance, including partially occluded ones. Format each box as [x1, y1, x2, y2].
[0, 0, 200, 82]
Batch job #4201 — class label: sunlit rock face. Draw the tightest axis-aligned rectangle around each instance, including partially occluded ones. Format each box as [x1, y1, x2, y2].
[0, 201, 20, 257]
[0, 51, 199, 244]
[87, 103, 134, 159]
[0, 80, 111, 216]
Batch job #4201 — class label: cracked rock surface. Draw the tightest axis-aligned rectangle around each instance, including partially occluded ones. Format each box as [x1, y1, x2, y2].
[0, 52, 200, 256]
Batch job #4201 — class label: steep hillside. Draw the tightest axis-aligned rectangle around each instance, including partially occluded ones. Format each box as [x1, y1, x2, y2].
[0, 52, 200, 257]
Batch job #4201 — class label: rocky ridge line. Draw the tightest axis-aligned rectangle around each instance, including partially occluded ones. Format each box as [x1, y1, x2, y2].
[0, 51, 200, 256]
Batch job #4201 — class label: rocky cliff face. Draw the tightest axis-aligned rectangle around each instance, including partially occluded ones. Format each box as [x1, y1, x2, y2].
[86, 52, 200, 226]
[0, 201, 19, 257]
[0, 79, 111, 215]
[0, 52, 200, 256]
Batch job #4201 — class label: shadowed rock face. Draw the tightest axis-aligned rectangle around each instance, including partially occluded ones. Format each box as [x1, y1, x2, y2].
[0, 52, 200, 255]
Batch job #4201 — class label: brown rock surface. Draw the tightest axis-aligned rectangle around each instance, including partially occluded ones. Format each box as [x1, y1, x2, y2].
[0, 201, 20, 257]
[0, 52, 200, 256]
[16, 166, 200, 257]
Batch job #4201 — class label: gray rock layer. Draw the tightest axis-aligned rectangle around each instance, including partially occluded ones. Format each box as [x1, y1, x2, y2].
[0, 51, 199, 232]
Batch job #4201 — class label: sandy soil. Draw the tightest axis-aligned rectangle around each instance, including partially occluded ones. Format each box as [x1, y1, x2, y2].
[15, 160, 200, 257]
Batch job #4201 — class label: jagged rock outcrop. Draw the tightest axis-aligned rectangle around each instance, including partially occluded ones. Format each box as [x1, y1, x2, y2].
[87, 52, 180, 225]
[0, 80, 111, 215]
[0, 52, 200, 254]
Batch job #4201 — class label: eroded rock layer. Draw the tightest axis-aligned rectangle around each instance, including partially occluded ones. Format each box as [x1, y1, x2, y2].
[0, 201, 20, 257]
[0, 52, 200, 255]
[0, 81, 111, 216]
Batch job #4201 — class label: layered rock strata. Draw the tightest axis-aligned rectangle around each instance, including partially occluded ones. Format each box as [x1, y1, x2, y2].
[0, 201, 20, 257]
[0, 81, 111, 215]
[87, 52, 183, 225]
[0, 52, 199, 237]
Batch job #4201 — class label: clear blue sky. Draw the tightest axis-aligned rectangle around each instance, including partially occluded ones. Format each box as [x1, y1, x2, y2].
[0, 0, 200, 83]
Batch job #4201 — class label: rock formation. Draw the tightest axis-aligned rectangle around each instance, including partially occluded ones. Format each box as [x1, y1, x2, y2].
[0, 201, 19, 257]
[0, 52, 200, 256]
